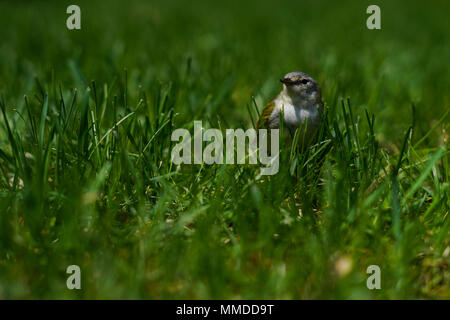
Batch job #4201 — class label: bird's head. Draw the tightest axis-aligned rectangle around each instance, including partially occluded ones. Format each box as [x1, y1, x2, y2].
[280, 71, 321, 102]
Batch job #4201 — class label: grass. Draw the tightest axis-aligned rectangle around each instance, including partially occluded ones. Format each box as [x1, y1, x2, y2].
[0, 0, 448, 299]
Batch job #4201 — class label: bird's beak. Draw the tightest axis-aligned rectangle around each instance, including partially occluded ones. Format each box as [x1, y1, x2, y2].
[280, 78, 293, 85]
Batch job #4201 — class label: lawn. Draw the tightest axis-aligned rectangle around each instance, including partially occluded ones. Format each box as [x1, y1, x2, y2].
[0, 0, 448, 299]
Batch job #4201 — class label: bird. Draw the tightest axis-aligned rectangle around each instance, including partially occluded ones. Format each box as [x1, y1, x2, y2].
[257, 71, 323, 146]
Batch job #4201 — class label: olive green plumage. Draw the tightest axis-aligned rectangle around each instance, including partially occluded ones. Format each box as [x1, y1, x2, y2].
[257, 100, 275, 130]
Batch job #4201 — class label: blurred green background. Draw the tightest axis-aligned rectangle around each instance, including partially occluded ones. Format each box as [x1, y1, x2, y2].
[2, 0, 449, 140]
[0, 0, 448, 299]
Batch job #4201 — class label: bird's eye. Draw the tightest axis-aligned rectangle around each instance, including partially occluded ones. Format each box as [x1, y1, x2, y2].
[301, 79, 309, 84]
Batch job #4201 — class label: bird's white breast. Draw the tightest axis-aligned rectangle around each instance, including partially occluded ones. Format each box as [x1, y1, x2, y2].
[271, 95, 320, 131]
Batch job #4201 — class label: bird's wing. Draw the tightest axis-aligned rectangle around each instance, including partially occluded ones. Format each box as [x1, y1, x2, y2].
[257, 99, 276, 129]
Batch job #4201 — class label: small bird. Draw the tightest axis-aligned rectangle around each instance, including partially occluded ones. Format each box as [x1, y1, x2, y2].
[258, 71, 323, 144]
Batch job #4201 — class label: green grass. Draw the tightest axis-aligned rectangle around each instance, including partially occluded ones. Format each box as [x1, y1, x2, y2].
[0, 0, 448, 299]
